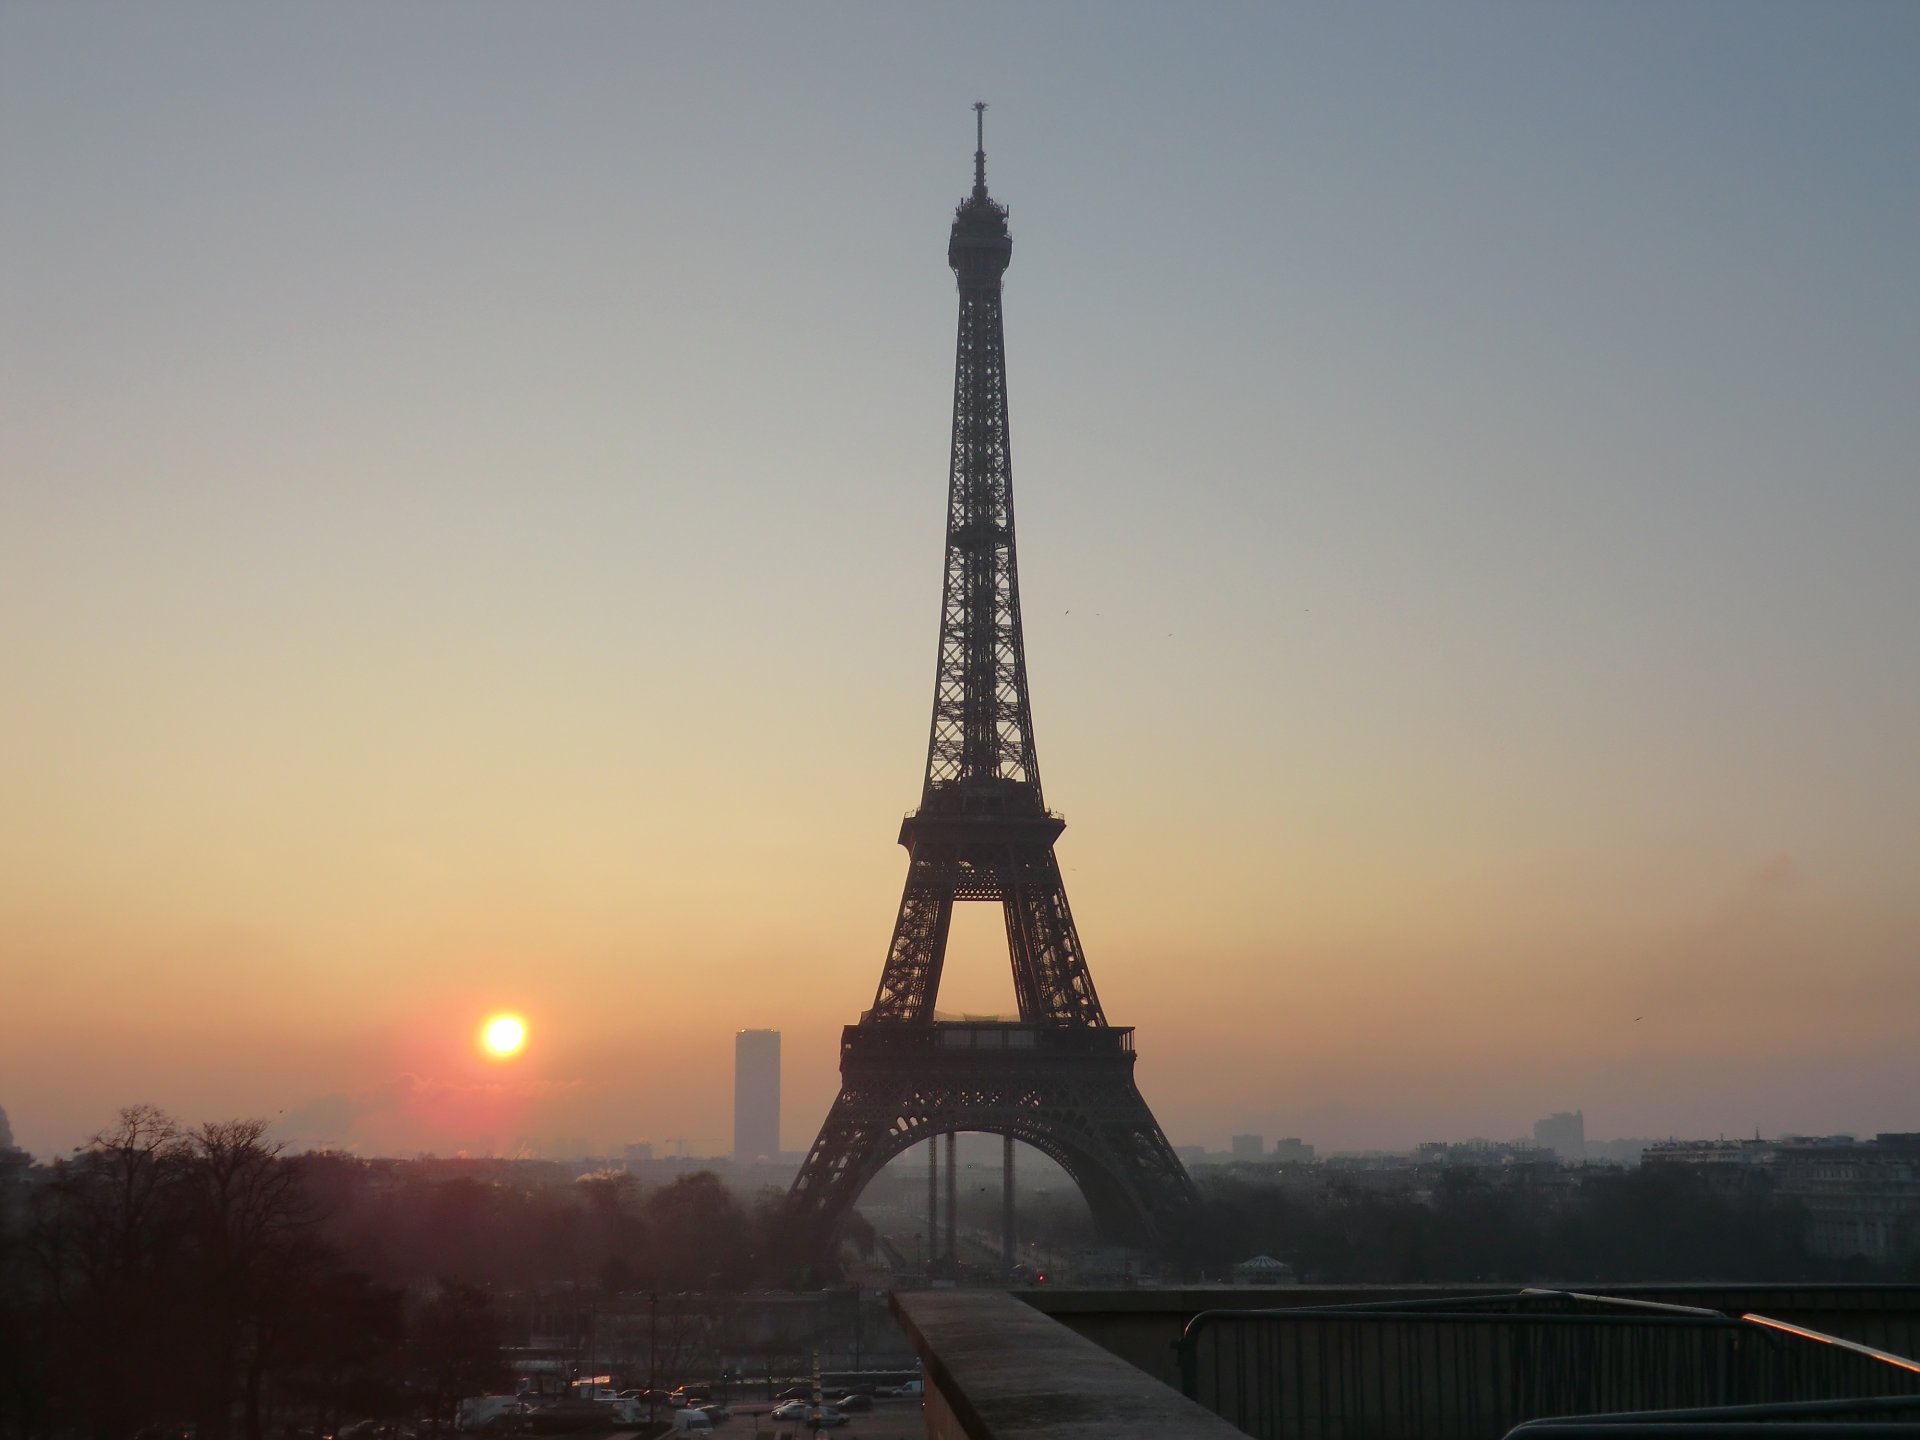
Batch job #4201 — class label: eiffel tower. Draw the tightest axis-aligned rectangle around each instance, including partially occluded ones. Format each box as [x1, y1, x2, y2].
[786, 108, 1199, 1259]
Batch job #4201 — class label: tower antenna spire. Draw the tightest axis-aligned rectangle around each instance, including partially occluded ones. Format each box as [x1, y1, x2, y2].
[972, 100, 988, 197]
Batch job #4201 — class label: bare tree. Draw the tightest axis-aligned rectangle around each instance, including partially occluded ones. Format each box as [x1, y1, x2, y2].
[180, 1119, 319, 1440]
[25, 1107, 194, 1439]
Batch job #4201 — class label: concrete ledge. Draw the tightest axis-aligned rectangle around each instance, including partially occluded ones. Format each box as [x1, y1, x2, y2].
[891, 1290, 1246, 1440]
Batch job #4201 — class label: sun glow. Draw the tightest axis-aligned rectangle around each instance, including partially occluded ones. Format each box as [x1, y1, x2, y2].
[480, 1013, 527, 1059]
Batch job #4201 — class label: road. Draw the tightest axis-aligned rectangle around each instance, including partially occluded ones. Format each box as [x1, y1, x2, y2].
[727, 1398, 926, 1440]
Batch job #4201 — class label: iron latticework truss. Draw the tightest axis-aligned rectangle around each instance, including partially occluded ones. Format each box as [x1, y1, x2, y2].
[927, 150, 1037, 797]
[787, 107, 1198, 1258]
[790, 1025, 1198, 1252]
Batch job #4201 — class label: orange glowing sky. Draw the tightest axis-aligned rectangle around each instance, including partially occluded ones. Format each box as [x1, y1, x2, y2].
[3, 6, 1918, 1158]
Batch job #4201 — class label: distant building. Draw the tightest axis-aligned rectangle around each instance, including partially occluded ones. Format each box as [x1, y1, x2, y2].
[1272, 1137, 1316, 1164]
[1417, 1138, 1555, 1168]
[1647, 1132, 1920, 1263]
[1587, 1137, 1653, 1167]
[734, 1029, 781, 1162]
[1534, 1110, 1586, 1163]
[623, 1142, 654, 1167]
[1231, 1134, 1265, 1159]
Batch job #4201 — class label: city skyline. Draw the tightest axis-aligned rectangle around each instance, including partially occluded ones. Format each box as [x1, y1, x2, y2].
[5, 5, 1918, 1160]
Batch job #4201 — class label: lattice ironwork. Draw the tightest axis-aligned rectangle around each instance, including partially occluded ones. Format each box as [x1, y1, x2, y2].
[789, 1026, 1198, 1251]
[927, 170, 1036, 797]
[787, 107, 1198, 1257]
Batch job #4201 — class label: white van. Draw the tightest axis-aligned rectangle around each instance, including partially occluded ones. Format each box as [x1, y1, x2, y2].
[669, 1411, 713, 1434]
[455, 1397, 524, 1432]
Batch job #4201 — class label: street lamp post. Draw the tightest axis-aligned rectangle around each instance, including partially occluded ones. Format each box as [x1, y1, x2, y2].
[849, 1285, 862, 1370]
[647, 1291, 659, 1429]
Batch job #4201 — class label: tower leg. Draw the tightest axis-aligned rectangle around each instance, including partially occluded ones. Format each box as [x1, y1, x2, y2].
[926, 1137, 938, 1276]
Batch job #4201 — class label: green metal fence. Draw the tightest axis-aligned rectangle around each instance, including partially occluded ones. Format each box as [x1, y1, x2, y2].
[1178, 1292, 1920, 1440]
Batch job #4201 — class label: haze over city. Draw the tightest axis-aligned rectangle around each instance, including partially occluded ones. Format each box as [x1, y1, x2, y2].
[4, 4, 1917, 1162]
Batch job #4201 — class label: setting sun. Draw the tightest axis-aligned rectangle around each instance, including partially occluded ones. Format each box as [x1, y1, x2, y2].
[480, 1013, 527, 1059]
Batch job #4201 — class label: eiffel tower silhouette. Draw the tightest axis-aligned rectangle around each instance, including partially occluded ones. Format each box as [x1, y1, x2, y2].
[785, 108, 1199, 1260]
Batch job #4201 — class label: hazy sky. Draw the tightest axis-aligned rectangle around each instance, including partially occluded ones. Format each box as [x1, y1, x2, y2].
[4, 3, 1917, 1160]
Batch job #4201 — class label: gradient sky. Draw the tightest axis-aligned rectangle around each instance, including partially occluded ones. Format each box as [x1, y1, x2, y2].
[4, 3, 1917, 1160]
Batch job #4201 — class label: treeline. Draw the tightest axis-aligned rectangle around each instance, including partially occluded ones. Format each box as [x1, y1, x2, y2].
[0, 1109, 844, 1440]
[1190, 1163, 1859, 1283]
[0, 1108, 507, 1440]
[294, 1158, 789, 1294]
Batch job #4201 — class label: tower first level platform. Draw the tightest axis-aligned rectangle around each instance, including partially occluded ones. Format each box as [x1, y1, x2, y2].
[787, 1022, 1197, 1252]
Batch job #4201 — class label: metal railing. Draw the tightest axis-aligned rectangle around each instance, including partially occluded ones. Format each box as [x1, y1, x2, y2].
[1592, 1287, 1920, 1365]
[1505, 1392, 1920, 1438]
[1177, 1291, 1920, 1440]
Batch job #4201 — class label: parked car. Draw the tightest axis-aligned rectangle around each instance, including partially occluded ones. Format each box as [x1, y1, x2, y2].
[695, 1403, 731, 1423]
[667, 1411, 712, 1435]
[874, 1379, 922, 1398]
[810, 1408, 849, 1429]
[773, 1384, 813, 1402]
[827, 1394, 870, 1412]
[769, 1402, 810, 1423]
